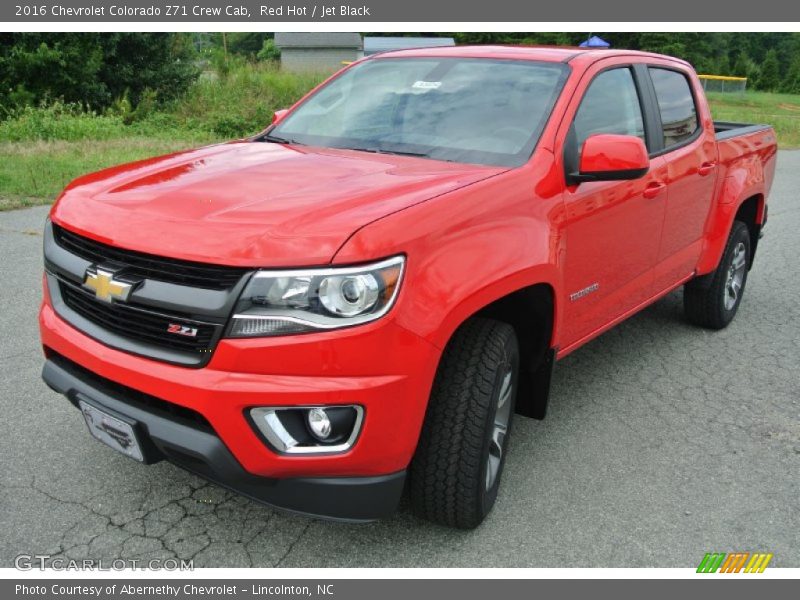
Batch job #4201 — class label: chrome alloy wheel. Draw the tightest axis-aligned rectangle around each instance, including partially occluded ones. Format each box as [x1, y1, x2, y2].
[724, 241, 747, 311]
[485, 367, 514, 492]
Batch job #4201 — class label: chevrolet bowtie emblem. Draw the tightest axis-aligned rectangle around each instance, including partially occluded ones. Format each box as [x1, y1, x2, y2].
[83, 268, 134, 303]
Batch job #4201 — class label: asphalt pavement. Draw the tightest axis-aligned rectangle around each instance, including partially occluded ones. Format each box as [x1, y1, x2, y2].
[0, 152, 798, 568]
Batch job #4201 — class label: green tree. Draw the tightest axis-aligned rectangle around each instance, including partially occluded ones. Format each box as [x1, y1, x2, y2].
[98, 33, 198, 106]
[0, 33, 198, 111]
[0, 33, 106, 109]
[759, 49, 780, 91]
[781, 55, 800, 93]
[715, 54, 731, 76]
[227, 33, 271, 56]
[732, 51, 750, 77]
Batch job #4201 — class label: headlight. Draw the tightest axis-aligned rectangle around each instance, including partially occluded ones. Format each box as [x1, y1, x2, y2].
[228, 256, 405, 337]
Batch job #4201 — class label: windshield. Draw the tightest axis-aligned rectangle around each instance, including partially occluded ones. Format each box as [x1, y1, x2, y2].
[268, 58, 569, 167]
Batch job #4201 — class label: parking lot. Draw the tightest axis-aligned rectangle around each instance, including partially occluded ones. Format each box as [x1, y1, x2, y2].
[0, 151, 798, 568]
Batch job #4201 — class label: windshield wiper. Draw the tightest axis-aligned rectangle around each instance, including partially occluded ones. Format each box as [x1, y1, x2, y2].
[381, 149, 431, 158]
[347, 146, 431, 158]
[262, 133, 303, 145]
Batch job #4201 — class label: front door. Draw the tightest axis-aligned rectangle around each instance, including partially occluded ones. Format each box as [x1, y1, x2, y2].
[558, 64, 668, 350]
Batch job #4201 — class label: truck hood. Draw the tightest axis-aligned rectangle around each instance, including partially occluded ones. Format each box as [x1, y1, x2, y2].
[51, 142, 503, 267]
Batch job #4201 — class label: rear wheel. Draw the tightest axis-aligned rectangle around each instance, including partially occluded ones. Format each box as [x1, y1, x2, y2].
[684, 220, 751, 329]
[409, 317, 519, 529]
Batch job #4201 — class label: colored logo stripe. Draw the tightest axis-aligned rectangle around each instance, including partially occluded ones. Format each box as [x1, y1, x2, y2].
[744, 553, 773, 573]
[720, 553, 749, 573]
[697, 552, 773, 573]
[697, 553, 726, 573]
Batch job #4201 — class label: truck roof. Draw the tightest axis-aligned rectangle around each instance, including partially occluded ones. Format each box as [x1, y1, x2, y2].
[371, 45, 691, 67]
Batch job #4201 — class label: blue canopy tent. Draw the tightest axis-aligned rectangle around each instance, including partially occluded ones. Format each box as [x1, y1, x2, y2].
[579, 35, 611, 48]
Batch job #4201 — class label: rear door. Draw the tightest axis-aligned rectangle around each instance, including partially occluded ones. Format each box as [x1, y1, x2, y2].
[645, 65, 719, 291]
[557, 60, 669, 350]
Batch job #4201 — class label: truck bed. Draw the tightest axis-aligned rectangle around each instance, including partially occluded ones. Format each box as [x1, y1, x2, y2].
[714, 121, 772, 141]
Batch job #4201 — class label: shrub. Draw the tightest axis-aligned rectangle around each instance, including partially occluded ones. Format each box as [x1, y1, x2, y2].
[0, 61, 325, 143]
[0, 33, 199, 111]
[0, 102, 126, 142]
[172, 62, 325, 137]
[257, 39, 281, 62]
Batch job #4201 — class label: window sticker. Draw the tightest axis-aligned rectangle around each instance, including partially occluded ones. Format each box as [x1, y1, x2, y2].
[412, 81, 442, 90]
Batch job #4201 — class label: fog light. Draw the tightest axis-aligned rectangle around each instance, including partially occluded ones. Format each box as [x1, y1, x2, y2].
[248, 405, 364, 454]
[307, 407, 332, 440]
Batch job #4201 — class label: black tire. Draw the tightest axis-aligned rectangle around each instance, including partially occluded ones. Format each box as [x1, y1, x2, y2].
[684, 220, 751, 329]
[409, 317, 519, 529]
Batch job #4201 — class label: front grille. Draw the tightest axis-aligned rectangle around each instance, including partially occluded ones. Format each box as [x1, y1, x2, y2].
[53, 223, 248, 290]
[45, 348, 214, 433]
[60, 281, 218, 355]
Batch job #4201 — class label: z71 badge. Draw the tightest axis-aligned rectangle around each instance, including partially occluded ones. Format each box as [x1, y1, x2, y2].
[167, 323, 198, 337]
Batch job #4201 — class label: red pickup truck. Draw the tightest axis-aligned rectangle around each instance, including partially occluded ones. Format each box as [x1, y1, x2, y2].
[40, 46, 776, 529]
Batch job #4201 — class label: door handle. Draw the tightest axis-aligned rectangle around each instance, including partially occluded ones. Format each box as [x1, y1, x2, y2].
[643, 182, 666, 199]
[698, 161, 717, 176]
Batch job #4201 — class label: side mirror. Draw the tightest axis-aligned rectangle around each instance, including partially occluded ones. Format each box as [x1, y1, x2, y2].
[272, 109, 289, 125]
[569, 134, 649, 184]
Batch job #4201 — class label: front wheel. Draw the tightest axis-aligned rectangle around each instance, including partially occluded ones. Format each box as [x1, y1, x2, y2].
[409, 318, 519, 529]
[684, 220, 751, 329]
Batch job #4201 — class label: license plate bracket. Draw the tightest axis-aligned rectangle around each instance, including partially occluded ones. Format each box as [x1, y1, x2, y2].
[78, 397, 146, 462]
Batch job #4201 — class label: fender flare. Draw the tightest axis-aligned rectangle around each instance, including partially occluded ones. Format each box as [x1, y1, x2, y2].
[696, 171, 765, 276]
[421, 264, 562, 352]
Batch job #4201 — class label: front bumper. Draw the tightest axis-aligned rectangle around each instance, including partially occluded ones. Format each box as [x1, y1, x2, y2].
[39, 279, 441, 520]
[42, 353, 405, 521]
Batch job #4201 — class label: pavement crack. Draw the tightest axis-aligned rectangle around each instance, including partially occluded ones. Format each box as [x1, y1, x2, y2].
[273, 521, 313, 567]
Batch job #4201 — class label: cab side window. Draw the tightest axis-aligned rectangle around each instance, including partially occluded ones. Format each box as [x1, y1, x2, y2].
[572, 68, 646, 159]
[649, 68, 699, 149]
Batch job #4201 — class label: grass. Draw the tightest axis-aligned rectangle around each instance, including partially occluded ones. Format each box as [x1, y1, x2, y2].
[707, 90, 800, 147]
[0, 111, 219, 210]
[0, 63, 327, 210]
[0, 138, 212, 209]
[0, 69, 798, 211]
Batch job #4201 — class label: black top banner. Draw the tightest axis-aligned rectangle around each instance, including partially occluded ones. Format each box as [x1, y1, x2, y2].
[2, 0, 800, 22]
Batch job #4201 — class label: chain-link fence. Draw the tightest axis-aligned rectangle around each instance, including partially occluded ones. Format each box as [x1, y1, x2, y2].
[699, 75, 747, 93]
